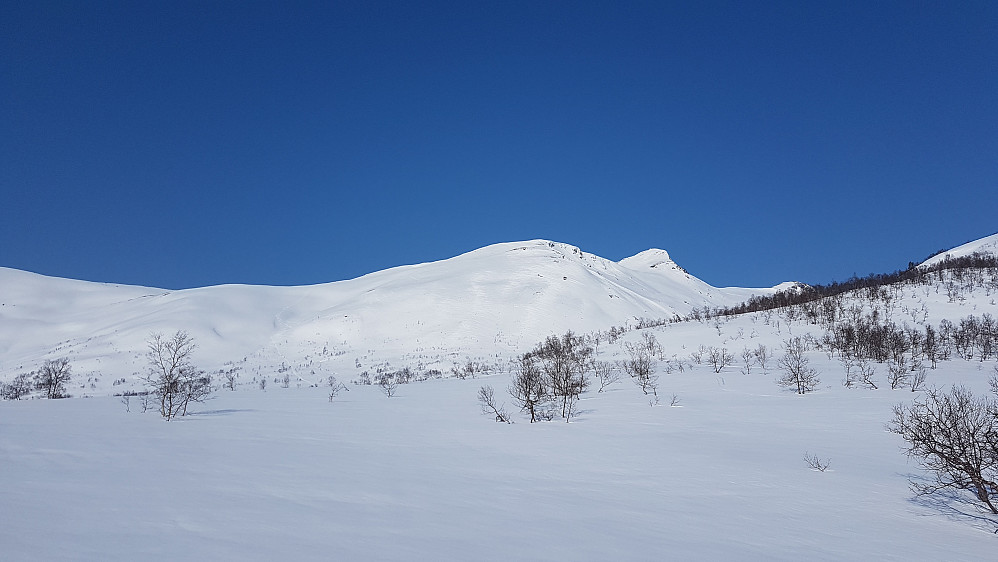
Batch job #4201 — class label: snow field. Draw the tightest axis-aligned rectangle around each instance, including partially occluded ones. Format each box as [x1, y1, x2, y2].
[3, 325, 997, 560]
[3, 236, 998, 559]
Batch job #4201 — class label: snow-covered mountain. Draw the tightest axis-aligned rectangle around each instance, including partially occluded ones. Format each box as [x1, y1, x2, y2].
[0, 240, 784, 387]
[920, 232, 998, 268]
[4, 233, 998, 560]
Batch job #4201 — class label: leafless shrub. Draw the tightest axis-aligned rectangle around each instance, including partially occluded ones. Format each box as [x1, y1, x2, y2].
[857, 358, 878, 390]
[623, 351, 658, 397]
[776, 337, 820, 394]
[841, 356, 858, 388]
[394, 367, 414, 384]
[327, 375, 348, 401]
[594, 360, 621, 392]
[478, 385, 511, 423]
[376, 372, 399, 397]
[672, 356, 687, 373]
[707, 346, 735, 374]
[508, 332, 593, 422]
[669, 394, 681, 407]
[607, 325, 626, 344]
[144, 331, 213, 420]
[451, 359, 489, 380]
[910, 366, 927, 392]
[804, 452, 830, 472]
[639, 331, 663, 359]
[509, 355, 549, 423]
[887, 357, 910, 390]
[139, 393, 155, 413]
[34, 357, 72, 399]
[528, 332, 592, 421]
[690, 345, 706, 365]
[740, 347, 755, 374]
[891, 385, 998, 514]
[1, 373, 34, 400]
[222, 366, 241, 391]
[754, 344, 770, 373]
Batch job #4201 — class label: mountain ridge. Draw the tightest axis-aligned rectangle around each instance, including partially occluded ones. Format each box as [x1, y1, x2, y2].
[4, 234, 995, 392]
[0, 239, 784, 385]
[920, 232, 998, 268]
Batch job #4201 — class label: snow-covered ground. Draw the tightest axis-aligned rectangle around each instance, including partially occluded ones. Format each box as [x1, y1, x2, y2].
[3, 343, 997, 560]
[2, 236, 998, 560]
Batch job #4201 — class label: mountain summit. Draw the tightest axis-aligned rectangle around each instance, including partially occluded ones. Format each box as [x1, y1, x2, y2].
[619, 248, 676, 270]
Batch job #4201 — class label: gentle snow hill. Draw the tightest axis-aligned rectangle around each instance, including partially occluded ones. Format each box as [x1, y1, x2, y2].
[920, 231, 998, 268]
[0, 240, 784, 390]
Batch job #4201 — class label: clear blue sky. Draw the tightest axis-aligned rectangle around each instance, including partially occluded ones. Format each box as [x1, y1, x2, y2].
[2, 1, 995, 290]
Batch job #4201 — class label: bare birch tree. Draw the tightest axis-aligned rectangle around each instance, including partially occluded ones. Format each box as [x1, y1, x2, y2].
[144, 331, 213, 420]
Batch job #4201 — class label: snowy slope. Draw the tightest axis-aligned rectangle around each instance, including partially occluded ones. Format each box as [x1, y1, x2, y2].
[0, 240, 783, 390]
[920, 231, 998, 267]
[3, 234, 998, 560]
[3, 244, 998, 560]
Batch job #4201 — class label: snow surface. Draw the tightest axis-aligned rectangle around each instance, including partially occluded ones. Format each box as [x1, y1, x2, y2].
[0, 240, 783, 391]
[3, 356, 996, 561]
[2, 236, 998, 560]
[920, 232, 998, 268]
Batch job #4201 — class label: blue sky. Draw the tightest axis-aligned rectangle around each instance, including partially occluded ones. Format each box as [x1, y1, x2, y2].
[2, 1, 995, 290]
